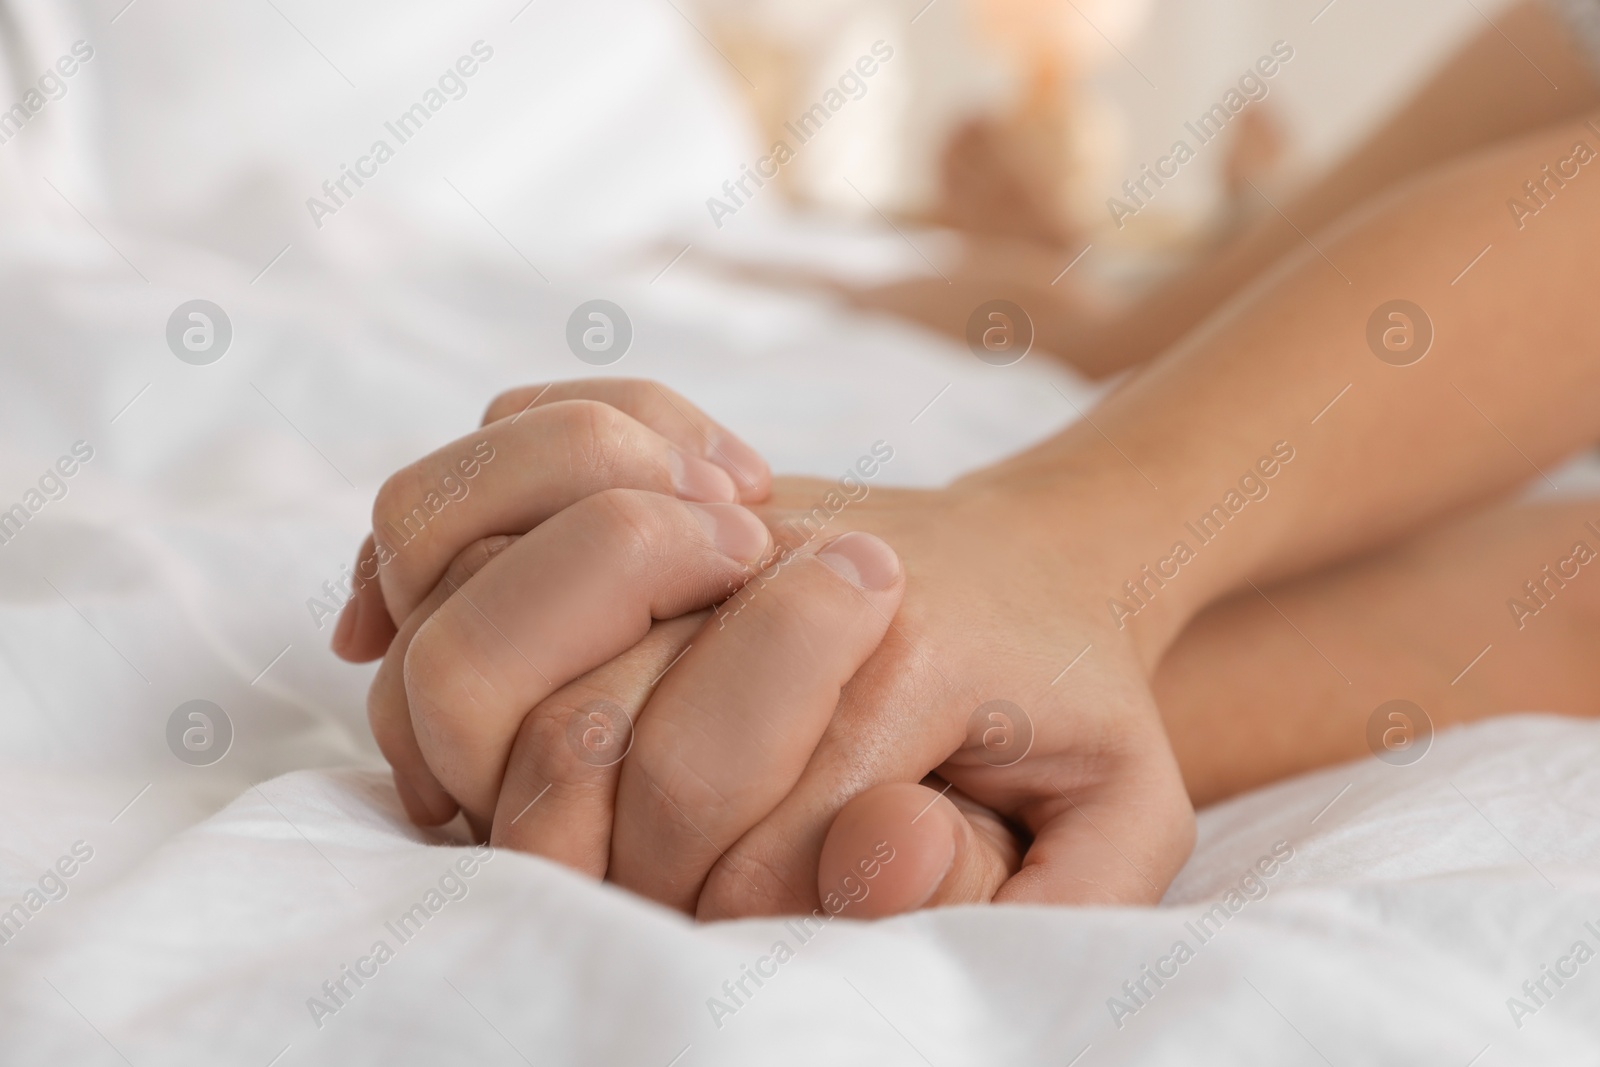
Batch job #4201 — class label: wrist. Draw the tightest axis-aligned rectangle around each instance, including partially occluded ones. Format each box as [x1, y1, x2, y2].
[949, 446, 1213, 670]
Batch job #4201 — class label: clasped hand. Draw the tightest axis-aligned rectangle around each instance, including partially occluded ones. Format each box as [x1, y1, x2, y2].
[334, 380, 1194, 919]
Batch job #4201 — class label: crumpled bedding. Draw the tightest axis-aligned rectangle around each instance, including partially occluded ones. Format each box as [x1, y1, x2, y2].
[6, 717, 1600, 1065]
[3, 0, 1595, 1061]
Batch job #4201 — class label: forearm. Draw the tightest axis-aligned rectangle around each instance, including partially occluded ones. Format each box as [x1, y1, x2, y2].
[1156, 500, 1600, 805]
[1085, 0, 1600, 376]
[978, 111, 1600, 664]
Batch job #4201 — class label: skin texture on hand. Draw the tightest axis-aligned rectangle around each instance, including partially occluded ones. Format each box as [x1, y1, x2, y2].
[396, 463, 1197, 917]
[340, 381, 777, 834]
[818, 780, 1022, 918]
[663, 473, 1195, 917]
[332, 7, 1600, 921]
[475, 492, 1600, 918]
[338, 109, 1600, 917]
[337, 380, 1198, 920]
[333, 379, 772, 669]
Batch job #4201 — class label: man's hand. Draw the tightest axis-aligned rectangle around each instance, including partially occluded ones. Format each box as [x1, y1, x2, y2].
[604, 473, 1196, 917]
[478, 471, 1197, 918]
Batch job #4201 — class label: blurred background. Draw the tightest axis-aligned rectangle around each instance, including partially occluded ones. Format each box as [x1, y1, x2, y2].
[0, 0, 1508, 885]
[0, 0, 1500, 282]
[14, 4, 1600, 1063]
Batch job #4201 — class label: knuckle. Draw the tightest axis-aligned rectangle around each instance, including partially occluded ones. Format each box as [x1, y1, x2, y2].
[365, 679, 411, 766]
[518, 690, 626, 786]
[582, 488, 666, 570]
[640, 382, 709, 435]
[629, 732, 733, 832]
[400, 618, 449, 721]
[482, 385, 544, 425]
[371, 465, 422, 539]
[370, 468, 429, 583]
[699, 840, 809, 918]
[734, 576, 838, 662]
[602, 377, 662, 410]
[628, 377, 681, 411]
[551, 399, 631, 478]
[512, 704, 576, 784]
[547, 398, 680, 497]
[401, 615, 481, 754]
[439, 535, 515, 592]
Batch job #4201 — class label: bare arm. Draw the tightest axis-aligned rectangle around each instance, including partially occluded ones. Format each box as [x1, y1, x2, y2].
[1073, 0, 1600, 378]
[984, 107, 1600, 668]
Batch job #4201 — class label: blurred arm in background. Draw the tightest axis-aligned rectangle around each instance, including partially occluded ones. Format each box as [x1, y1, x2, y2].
[769, 0, 1600, 377]
[1072, 0, 1600, 376]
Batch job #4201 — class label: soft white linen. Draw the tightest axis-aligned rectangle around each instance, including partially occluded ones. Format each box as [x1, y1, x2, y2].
[6, 229, 1600, 1067]
[9, 715, 1600, 1065]
[3, 0, 1599, 1062]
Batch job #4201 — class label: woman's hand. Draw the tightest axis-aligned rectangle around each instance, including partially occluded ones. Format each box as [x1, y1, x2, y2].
[334, 379, 773, 829]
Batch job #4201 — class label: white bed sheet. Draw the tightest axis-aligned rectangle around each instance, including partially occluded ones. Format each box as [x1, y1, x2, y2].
[3, 0, 1599, 1062]
[4, 218, 1600, 1066]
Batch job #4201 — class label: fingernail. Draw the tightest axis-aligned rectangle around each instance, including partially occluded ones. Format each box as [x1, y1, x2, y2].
[817, 531, 900, 590]
[331, 592, 360, 652]
[706, 429, 769, 496]
[669, 450, 737, 503]
[689, 503, 771, 563]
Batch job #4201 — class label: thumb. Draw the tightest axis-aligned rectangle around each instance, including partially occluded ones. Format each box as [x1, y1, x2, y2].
[818, 781, 1021, 918]
[993, 747, 1195, 907]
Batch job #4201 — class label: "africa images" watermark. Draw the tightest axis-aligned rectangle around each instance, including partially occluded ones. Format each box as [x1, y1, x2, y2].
[1106, 441, 1295, 629]
[1505, 916, 1600, 1030]
[0, 440, 95, 549]
[305, 41, 496, 230]
[306, 439, 496, 629]
[705, 40, 895, 229]
[1106, 840, 1295, 1030]
[1505, 518, 1600, 630]
[704, 839, 896, 1030]
[1106, 40, 1294, 230]
[713, 440, 894, 630]
[0, 840, 95, 949]
[306, 844, 494, 1029]
[0, 40, 95, 148]
[1506, 129, 1597, 230]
